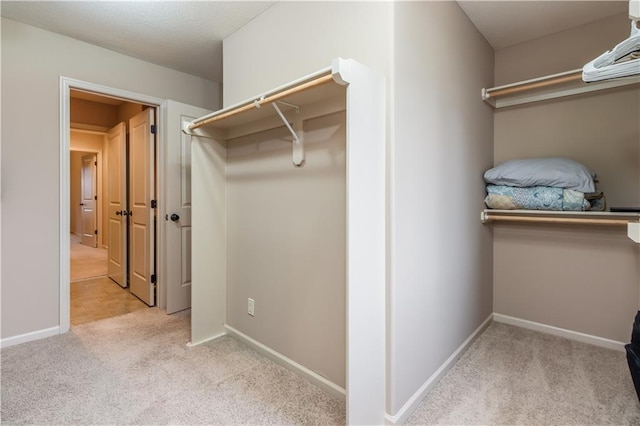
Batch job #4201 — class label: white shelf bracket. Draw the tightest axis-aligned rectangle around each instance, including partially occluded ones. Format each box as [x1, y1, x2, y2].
[628, 222, 640, 243]
[272, 102, 304, 167]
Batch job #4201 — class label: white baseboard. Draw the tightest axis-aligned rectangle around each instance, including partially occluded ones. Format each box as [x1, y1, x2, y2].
[1, 326, 60, 349]
[224, 324, 346, 400]
[385, 313, 493, 425]
[186, 330, 227, 347]
[493, 313, 626, 352]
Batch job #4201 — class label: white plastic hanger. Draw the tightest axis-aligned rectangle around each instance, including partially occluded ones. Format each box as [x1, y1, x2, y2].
[583, 1, 640, 82]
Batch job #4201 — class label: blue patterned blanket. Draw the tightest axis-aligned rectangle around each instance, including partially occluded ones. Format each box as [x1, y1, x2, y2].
[485, 185, 592, 211]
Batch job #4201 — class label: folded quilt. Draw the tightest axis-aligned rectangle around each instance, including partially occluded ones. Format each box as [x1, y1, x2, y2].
[485, 185, 591, 211]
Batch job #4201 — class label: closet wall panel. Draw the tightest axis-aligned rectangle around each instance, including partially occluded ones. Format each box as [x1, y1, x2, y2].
[225, 112, 347, 387]
[493, 13, 640, 341]
[495, 13, 631, 85]
[223, 0, 392, 399]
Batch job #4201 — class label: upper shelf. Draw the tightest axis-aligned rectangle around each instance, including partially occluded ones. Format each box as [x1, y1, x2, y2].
[482, 69, 640, 109]
[184, 66, 347, 139]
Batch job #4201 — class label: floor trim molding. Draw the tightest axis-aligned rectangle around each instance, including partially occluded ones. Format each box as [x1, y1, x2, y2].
[224, 324, 346, 400]
[385, 313, 493, 425]
[187, 330, 227, 347]
[1, 326, 60, 349]
[493, 313, 626, 352]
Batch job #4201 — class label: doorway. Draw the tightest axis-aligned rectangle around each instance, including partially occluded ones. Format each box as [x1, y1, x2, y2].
[68, 89, 155, 326]
[60, 77, 213, 335]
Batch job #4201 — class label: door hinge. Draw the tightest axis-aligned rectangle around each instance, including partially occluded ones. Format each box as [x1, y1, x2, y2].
[94, 195, 97, 200]
[94, 161, 97, 166]
[151, 199, 157, 209]
[94, 230, 98, 235]
[150, 124, 157, 134]
[151, 274, 157, 284]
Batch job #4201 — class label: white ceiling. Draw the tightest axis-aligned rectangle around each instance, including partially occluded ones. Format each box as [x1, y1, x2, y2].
[0, 1, 630, 83]
[0, 1, 276, 83]
[457, 1, 628, 50]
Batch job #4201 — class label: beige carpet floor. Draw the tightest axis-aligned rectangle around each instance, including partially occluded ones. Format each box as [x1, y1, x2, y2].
[1, 308, 346, 425]
[70, 233, 108, 281]
[407, 322, 640, 425]
[4, 313, 639, 424]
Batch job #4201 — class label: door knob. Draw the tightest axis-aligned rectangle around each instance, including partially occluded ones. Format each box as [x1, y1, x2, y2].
[115, 210, 122, 216]
[79, 203, 85, 206]
[170, 213, 180, 222]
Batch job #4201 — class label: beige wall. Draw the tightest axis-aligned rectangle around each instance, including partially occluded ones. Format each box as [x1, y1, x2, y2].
[225, 113, 347, 387]
[117, 102, 144, 123]
[223, 0, 393, 392]
[223, 1, 393, 107]
[70, 98, 118, 129]
[224, 0, 495, 416]
[495, 13, 632, 84]
[389, 1, 494, 415]
[493, 13, 640, 341]
[1, 17, 219, 339]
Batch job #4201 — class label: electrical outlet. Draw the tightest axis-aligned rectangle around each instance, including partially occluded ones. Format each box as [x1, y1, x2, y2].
[248, 298, 255, 316]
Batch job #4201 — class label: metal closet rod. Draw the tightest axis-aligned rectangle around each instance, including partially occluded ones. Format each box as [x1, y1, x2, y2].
[483, 213, 632, 226]
[484, 69, 583, 99]
[189, 73, 335, 131]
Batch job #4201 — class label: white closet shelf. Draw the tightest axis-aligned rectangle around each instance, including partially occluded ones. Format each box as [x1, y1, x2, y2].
[482, 209, 640, 243]
[482, 209, 640, 225]
[185, 68, 347, 138]
[482, 69, 640, 108]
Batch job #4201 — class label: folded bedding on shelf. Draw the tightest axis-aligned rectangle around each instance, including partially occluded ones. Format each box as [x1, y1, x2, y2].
[484, 157, 596, 193]
[484, 185, 605, 211]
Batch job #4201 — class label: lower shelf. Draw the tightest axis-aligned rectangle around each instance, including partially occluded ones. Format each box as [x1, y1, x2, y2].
[482, 209, 640, 226]
[481, 210, 640, 243]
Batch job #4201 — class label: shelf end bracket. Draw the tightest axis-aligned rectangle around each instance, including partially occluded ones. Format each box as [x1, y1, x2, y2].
[628, 222, 640, 243]
[272, 102, 304, 167]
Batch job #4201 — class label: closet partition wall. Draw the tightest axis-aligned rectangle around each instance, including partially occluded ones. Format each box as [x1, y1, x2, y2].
[186, 58, 386, 424]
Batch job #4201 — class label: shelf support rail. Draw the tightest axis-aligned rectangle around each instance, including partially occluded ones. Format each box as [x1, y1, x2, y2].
[271, 101, 304, 167]
[188, 72, 334, 131]
[481, 210, 640, 243]
[481, 69, 640, 109]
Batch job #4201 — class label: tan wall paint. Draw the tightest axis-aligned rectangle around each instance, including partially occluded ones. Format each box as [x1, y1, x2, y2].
[1, 17, 219, 339]
[223, 0, 393, 393]
[494, 225, 639, 342]
[117, 102, 144, 123]
[495, 13, 631, 85]
[224, 1, 495, 416]
[226, 113, 347, 387]
[390, 2, 494, 415]
[70, 98, 118, 128]
[493, 14, 640, 341]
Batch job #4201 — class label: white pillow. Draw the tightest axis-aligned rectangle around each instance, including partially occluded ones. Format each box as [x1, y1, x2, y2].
[484, 157, 596, 193]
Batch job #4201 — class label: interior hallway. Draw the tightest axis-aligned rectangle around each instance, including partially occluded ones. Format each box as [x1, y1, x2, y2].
[70, 233, 147, 326]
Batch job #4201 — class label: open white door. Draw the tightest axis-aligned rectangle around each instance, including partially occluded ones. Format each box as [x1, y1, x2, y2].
[80, 153, 98, 248]
[107, 122, 127, 287]
[129, 108, 156, 306]
[164, 101, 213, 314]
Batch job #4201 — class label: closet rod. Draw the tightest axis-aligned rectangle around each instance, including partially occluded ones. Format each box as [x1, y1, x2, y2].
[483, 214, 631, 226]
[189, 73, 335, 131]
[484, 69, 582, 99]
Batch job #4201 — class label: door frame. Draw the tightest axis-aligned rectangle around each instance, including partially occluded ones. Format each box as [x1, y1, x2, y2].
[59, 77, 169, 333]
